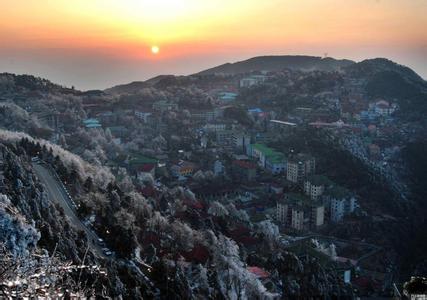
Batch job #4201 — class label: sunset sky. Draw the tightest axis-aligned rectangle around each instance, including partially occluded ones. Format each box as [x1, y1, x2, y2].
[0, 0, 426, 90]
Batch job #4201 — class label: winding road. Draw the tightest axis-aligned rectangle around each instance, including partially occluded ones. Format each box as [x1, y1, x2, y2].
[32, 162, 106, 258]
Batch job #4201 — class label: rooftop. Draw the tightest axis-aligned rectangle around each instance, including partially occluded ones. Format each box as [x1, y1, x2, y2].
[251, 144, 286, 163]
[83, 118, 100, 124]
[288, 153, 314, 164]
[248, 108, 263, 113]
[129, 154, 158, 165]
[247, 267, 270, 279]
[83, 118, 102, 128]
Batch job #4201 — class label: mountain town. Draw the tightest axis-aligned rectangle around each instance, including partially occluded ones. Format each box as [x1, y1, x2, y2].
[1, 56, 426, 298]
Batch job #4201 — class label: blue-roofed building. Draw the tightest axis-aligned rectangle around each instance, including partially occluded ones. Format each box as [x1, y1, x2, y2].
[83, 118, 102, 129]
[218, 92, 238, 103]
[248, 108, 263, 114]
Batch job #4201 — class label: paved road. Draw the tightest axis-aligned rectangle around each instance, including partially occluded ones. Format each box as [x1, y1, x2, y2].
[32, 162, 106, 259]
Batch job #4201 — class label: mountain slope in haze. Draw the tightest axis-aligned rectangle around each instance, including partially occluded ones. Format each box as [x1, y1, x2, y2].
[196, 55, 355, 75]
[345, 58, 427, 117]
[345, 58, 425, 83]
[0, 72, 108, 97]
[104, 75, 176, 95]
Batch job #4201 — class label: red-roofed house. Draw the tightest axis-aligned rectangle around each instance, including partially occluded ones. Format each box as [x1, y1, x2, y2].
[247, 266, 270, 279]
[136, 163, 156, 181]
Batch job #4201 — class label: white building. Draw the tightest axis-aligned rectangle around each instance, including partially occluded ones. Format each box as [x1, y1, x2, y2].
[287, 153, 316, 183]
[371, 100, 397, 116]
[240, 75, 267, 88]
[291, 207, 306, 231]
[233, 132, 251, 153]
[277, 193, 324, 230]
[203, 123, 226, 133]
[311, 205, 325, 227]
[276, 201, 288, 223]
[327, 186, 357, 222]
[304, 175, 329, 200]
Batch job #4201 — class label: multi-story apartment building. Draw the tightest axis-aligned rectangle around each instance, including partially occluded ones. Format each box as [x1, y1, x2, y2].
[326, 186, 357, 222]
[304, 175, 330, 200]
[265, 155, 286, 175]
[232, 132, 251, 153]
[247, 144, 286, 175]
[191, 110, 215, 123]
[291, 206, 306, 231]
[277, 193, 325, 230]
[311, 204, 325, 227]
[216, 130, 235, 147]
[287, 153, 316, 183]
[276, 200, 289, 224]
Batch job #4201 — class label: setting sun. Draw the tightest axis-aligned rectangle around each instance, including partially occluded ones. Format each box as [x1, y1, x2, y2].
[151, 46, 160, 54]
[0, 0, 426, 89]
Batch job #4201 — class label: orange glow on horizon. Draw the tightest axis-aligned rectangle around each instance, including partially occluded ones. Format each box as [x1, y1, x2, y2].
[1, 0, 427, 89]
[1, 0, 425, 54]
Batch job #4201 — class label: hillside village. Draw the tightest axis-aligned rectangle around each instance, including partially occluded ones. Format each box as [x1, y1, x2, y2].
[0, 57, 426, 298]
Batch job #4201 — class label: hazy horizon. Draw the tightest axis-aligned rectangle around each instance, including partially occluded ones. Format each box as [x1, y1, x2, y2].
[1, 0, 426, 90]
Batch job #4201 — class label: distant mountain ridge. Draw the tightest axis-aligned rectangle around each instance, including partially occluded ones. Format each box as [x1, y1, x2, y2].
[344, 58, 425, 83]
[0, 72, 108, 96]
[105, 56, 355, 94]
[104, 75, 177, 95]
[196, 55, 355, 75]
[347, 59, 427, 116]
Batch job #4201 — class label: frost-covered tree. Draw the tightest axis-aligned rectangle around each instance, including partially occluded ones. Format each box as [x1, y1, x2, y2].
[0, 246, 109, 298]
[208, 201, 229, 217]
[0, 194, 40, 257]
[128, 192, 153, 221]
[171, 220, 194, 251]
[255, 220, 280, 251]
[211, 235, 273, 299]
[105, 128, 113, 142]
[114, 208, 136, 231]
[226, 203, 250, 223]
[147, 212, 169, 234]
[257, 220, 279, 241]
[139, 172, 155, 186]
[117, 167, 134, 191]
